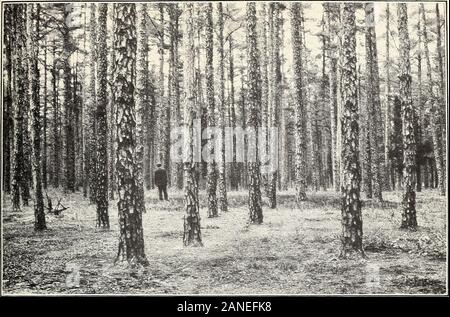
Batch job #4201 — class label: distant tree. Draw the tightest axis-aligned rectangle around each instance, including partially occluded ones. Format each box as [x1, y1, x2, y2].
[324, 3, 340, 192]
[51, 40, 61, 188]
[87, 4, 97, 203]
[63, 4, 76, 192]
[420, 4, 444, 196]
[168, 3, 182, 189]
[435, 4, 446, 195]
[384, 3, 393, 191]
[95, 3, 109, 229]
[157, 3, 170, 177]
[259, 3, 269, 195]
[267, 3, 280, 209]
[364, 3, 383, 201]
[290, 2, 307, 203]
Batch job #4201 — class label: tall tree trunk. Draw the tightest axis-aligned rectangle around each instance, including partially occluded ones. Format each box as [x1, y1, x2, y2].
[114, 3, 148, 266]
[420, 4, 445, 196]
[290, 3, 307, 203]
[168, 4, 182, 190]
[246, 2, 263, 224]
[364, 3, 383, 201]
[12, 5, 28, 210]
[260, 3, 269, 196]
[51, 41, 60, 188]
[42, 40, 48, 190]
[95, 4, 109, 229]
[416, 16, 423, 192]
[268, 3, 280, 209]
[63, 4, 75, 192]
[228, 35, 238, 191]
[384, 3, 393, 191]
[217, 2, 228, 212]
[107, 8, 116, 200]
[435, 4, 446, 195]
[157, 4, 170, 177]
[398, 3, 417, 230]
[325, 3, 340, 192]
[182, 3, 203, 247]
[28, 4, 46, 230]
[205, 3, 218, 218]
[340, 3, 363, 258]
[87, 4, 97, 203]
[3, 6, 13, 194]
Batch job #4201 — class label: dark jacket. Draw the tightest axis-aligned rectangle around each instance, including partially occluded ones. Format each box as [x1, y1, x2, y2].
[154, 168, 168, 186]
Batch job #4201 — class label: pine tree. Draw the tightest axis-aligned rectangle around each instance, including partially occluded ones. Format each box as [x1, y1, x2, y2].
[340, 3, 363, 258]
[95, 3, 109, 229]
[114, 3, 148, 265]
[364, 3, 383, 201]
[28, 3, 46, 230]
[268, 3, 280, 209]
[324, 3, 340, 192]
[435, 4, 446, 195]
[12, 4, 29, 210]
[384, 3, 393, 191]
[260, 3, 269, 195]
[398, 3, 417, 230]
[157, 3, 170, 175]
[246, 2, 263, 224]
[168, 4, 182, 189]
[42, 40, 48, 190]
[63, 4, 76, 192]
[182, 3, 203, 246]
[217, 2, 228, 212]
[87, 4, 97, 203]
[3, 5, 13, 194]
[290, 3, 307, 203]
[228, 33, 238, 191]
[420, 4, 444, 196]
[205, 3, 218, 218]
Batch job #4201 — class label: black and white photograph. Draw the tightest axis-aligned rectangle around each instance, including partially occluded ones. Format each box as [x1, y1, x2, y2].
[0, 0, 448, 300]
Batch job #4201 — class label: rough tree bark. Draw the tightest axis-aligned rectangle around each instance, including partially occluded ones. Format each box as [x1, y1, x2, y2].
[205, 3, 218, 218]
[217, 2, 228, 212]
[95, 4, 109, 229]
[340, 3, 364, 258]
[63, 4, 75, 192]
[182, 3, 203, 246]
[114, 3, 148, 266]
[28, 4, 46, 230]
[364, 3, 383, 201]
[290, 3, 307, 203]
[420, 4, 445, 197]
[87, 4, 97, 203]
[135, 3, 149, 217]
[398, 4, 417, 230]
[246, 2, 264, 224]
[11, 5, 28, 210]
[268, 3, 280, 209]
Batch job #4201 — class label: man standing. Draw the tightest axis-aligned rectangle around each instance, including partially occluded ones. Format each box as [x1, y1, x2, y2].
[154, 163, 168, 201]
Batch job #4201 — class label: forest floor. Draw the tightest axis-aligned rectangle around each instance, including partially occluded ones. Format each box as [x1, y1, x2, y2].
[2, 188, 447, 295]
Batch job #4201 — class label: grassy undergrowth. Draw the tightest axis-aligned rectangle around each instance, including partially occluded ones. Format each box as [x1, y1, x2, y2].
[2, 188, 447, 294]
